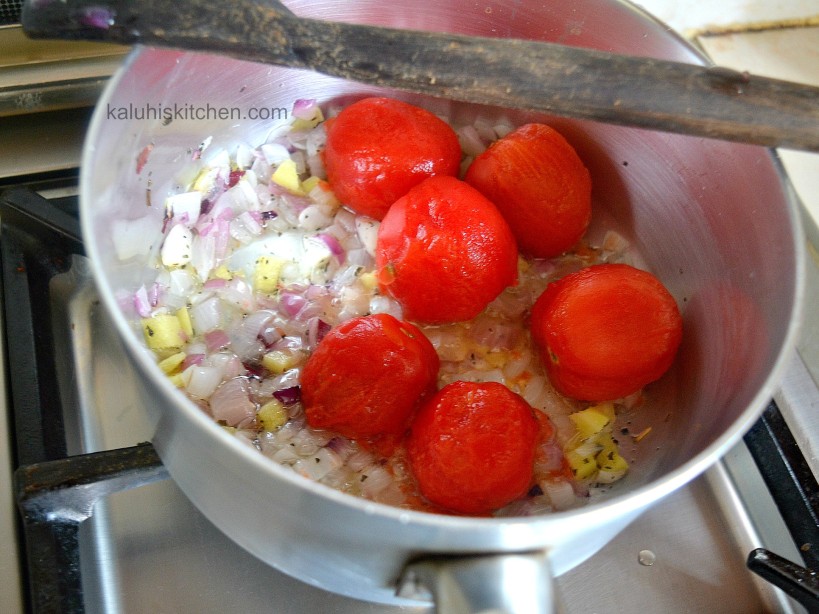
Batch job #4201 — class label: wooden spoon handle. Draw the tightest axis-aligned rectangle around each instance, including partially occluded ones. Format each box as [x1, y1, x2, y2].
[21, 0, 819, 152]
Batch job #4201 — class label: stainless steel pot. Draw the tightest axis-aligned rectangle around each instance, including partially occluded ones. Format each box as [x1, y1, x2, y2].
[80, 0, 804, 611]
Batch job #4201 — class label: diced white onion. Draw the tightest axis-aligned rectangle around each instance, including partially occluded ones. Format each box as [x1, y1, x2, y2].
[540, 480, 577, 511]
[185, 365, 223, 399]
[164, 191, 202, 227]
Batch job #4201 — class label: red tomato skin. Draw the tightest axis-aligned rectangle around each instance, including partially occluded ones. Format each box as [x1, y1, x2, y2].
[323, 97, 462, 220]
[406, 380, 539, 515]
[530, 263, 683, 401]
[464, 123, 592, 259]
[376, 175, 518, 324]
[301, 314, 440, 448]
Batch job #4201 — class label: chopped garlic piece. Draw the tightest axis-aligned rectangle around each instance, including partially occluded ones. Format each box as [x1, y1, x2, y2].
[161, 223, 193, 267]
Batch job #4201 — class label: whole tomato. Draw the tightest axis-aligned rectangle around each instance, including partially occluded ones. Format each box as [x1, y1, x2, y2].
[301, 313, 439, 450]
[465, 123, 591, 259]
[323, 97, 462, 220]
[375, 175, 518, 324]
[530, 263, 683, 401]
[407, 380, 539, 515]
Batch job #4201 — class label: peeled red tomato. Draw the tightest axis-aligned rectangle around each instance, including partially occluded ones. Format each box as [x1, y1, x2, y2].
[530, 263, 683, 401]
[301, 314, 440, 451]
[407, 380, 539, 515]
[323, 97, 462, 220]
[375, 175, 518, 324]
[465, 123, 591, 259]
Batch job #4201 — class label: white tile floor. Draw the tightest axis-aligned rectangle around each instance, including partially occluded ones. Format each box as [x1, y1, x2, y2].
[636, 0, 819, 36]
[696, 25, 819, 232]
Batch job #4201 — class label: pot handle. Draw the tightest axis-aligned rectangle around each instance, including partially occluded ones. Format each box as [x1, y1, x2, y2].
[397, 550, 561, 614]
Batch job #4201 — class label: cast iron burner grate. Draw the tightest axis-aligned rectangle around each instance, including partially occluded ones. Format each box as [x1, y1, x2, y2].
[2, 185, 818, 613]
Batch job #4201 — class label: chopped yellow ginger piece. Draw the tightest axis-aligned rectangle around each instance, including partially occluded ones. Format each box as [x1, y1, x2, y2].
[595, 432, 619, 457]
[271, 158, 304, 194]
[142, 314, 186, 349]
[596, 448, 629, 474]
[484, 350, 510, 369]
[212, 265, 233, 280]
[291, 107, 324, 131]
[358, 271, 378, 291]
[168, 372, 186, 388]
[564, 402, 629, 484]
[254, 256, 285, 294]
[258, 399, 288, 431]
[301, 175, 322, 194]
[262, 349, 302, 374]
[176, 307, 194, 338]
[569, 402, 615, 439]
[566, 450, 599, 481]
[157, 351, 186, 374]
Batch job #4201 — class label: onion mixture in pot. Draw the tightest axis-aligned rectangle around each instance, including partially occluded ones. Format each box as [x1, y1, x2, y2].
[125, 99, 644, 516]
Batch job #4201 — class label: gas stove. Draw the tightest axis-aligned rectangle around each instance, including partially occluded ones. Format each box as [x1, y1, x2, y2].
[2, 6, 819, 614]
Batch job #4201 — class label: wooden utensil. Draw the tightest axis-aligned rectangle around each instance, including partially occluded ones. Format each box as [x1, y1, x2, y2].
[21, 0, 819, 152]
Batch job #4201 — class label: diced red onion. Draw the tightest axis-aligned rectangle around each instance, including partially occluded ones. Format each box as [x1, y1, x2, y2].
[273, 386, 301, 406]
[182, 353, 205, 369]
[205, 329, 231, 352]
[134, 285, 152, 317]
[279, 291, 307, 318]
[292, 98, 318, 120]
[326, 437, 356, 461]
[535, 443, 566, 475]
[203, 278, 228, 290]
[316, 233, 344, 263]
[306, 317, 331, 349]
[230, 310, 274, 360]
[210, 377, 255, 427]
